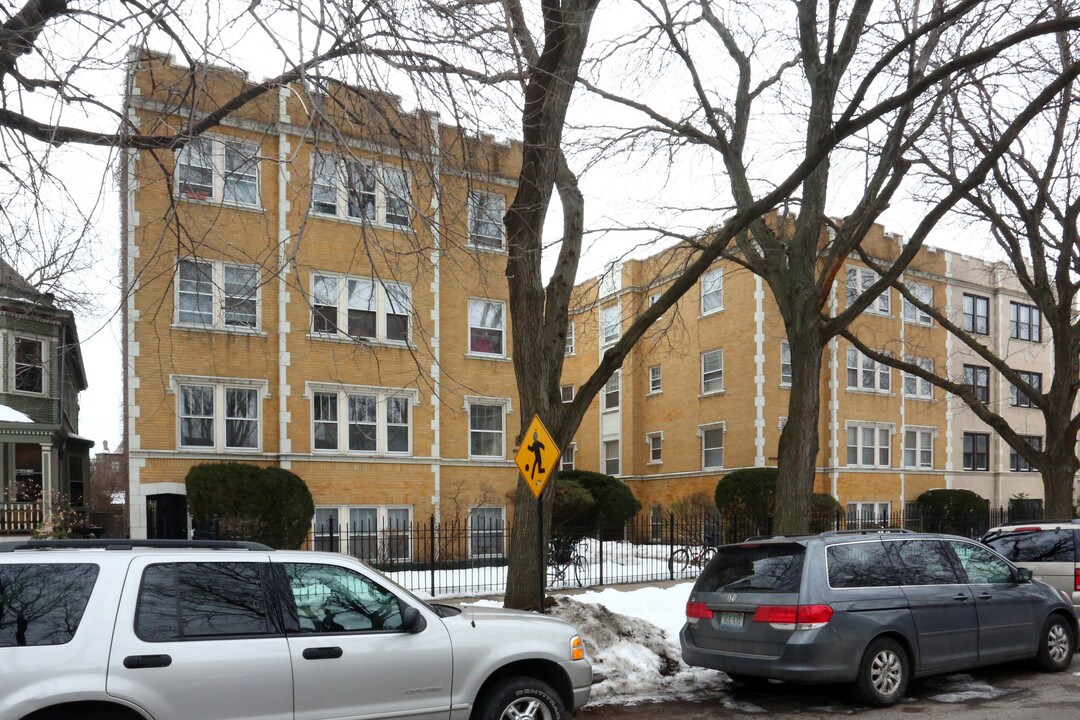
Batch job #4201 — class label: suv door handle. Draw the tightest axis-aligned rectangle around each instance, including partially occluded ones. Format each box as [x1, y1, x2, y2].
[303, 646, 343, 660]
[951, 593, 969, 601]
[124, 654, 172, 669]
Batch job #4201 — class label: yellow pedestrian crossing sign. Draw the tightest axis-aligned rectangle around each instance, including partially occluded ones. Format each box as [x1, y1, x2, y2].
[515, 414, 561, 499]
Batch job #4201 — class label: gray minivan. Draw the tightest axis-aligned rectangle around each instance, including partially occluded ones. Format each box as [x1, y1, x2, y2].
[680, 530, 1077, 706]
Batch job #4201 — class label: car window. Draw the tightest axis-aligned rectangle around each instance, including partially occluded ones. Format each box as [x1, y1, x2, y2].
[0, 563, 99, 647]
[695, 544, 804, 594]
[949, 542, 1014, 584]
[286, 563, 403, 633]
[136, 562, 273, 641]
[887, 540, 959, 585]
[827, 541, 899, 588]
[984, 529, 1076, 563]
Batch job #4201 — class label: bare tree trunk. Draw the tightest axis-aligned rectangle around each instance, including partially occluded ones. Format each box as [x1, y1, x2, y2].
[774, 325, 823, 535]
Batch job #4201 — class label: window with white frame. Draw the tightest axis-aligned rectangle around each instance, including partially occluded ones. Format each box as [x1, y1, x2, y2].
[177, 380, 264, 451]
[602, 372, 620, 412]
[903, 357, 933, 399]
[310, 151, 412, 228]
[469, 506, 505, 558]
[902, 282, 933, 325]
[646, 432, 662, 464]
[603, 439, 620, 475]
[701, 349, 724, 394]
[314, 506, 413, 561]
[649, 365, 662, 393]
[469, 401, 506, 458]
[468, 191, 505, 249]
[309, 386, 414, 455]
[846, 423, 891, 468]
[310, 272, 411, 343]
[780, 341, 792, 387]
[565, 321, 575, 355]
[845, 267, 890, 315]
[601, 305, 620, 346]
[701, 268, 723, 315]
[12, 336, 45, 394]
[847, 501, 891, 525]
[903, 428, 934, 469]
[177, 259, 259, 330]
[701, 424, 724, 469]
[846, 347, 890, 393]
[560, 443, 576, 471]
[560, 385, 574, 403]
[468, 299, 506, 356]
[598, 262, 621, 297]
[177, 136, 260, 206]
[1010, 370, 1042, 408]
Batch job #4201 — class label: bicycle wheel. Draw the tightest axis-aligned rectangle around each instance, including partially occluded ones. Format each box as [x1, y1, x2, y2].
[668, 548, 691, 574]
[697, 547, 716, 567]
[572, 556, 589, 587]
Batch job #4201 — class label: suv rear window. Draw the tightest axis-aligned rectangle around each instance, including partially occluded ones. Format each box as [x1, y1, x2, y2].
[984, 528, 1076, 563]
[695, 544, 804, 594]
[0, 563, 100, 647]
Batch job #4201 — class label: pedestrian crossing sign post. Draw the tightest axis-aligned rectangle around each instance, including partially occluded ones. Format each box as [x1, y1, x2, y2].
[514, 414, 561, 499]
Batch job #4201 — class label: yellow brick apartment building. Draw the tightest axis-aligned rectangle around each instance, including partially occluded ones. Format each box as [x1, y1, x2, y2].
[122, 52, 523, 547]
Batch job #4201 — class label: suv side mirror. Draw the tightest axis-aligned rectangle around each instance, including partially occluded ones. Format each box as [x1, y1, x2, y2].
[1015, 567, 1033, 583]
[401, 605, 427, 634]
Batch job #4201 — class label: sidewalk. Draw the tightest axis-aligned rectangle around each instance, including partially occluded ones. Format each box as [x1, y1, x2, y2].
[444, 577, 692, 606]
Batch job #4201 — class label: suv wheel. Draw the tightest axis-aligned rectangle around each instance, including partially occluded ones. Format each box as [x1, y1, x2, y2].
[855, 637, 909, 707]
[1036, 615, 1074, 672]
[477, 677, 565, 720]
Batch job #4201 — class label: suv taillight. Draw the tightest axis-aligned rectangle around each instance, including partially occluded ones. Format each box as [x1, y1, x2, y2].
[753, 604, 833, 629]
[686, 601, 714, 620]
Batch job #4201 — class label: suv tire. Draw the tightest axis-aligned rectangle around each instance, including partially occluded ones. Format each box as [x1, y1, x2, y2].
[1035, 614, 1074, 672]
[476, 677, 565, 720]
[855, 637, 909, 707]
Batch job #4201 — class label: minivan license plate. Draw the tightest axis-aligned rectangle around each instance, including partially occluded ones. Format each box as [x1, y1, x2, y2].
[719, 611, 743, 628]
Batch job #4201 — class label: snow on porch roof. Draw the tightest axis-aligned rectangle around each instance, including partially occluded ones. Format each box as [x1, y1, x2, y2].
[0, 405, 33, 423]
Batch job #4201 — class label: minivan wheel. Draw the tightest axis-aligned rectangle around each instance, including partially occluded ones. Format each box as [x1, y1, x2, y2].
[476, 676, 565, 720]
[1035, 615, 1074, 672]
[855, 638, 909, 707]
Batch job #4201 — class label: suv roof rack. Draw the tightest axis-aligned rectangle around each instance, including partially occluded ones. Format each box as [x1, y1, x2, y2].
[819, 528, 914, 537]
[0, 539, 274, 553]
[993, 519, 1080, 526]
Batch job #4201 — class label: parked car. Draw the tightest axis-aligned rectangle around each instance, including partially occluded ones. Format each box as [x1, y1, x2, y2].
[982, 520, 1080, 612]
[679, 529, 1077, 706]
[0, 539, 591, 720]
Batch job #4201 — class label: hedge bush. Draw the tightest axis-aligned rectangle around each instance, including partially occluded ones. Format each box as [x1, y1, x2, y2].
[714, 467, 842, 530]
[552, 470, 641, 538]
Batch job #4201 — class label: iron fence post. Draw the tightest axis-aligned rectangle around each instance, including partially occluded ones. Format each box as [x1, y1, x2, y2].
[598, 513, 604, 587]
[429, 514, 436, 597]
[668, 511, 675, 581]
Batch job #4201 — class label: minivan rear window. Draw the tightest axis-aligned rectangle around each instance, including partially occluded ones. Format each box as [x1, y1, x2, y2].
[0, 563, 100, 647]
[827, 541, 899, 588]
[984, 528, 1076, 563]
[695, 544, 804, 594]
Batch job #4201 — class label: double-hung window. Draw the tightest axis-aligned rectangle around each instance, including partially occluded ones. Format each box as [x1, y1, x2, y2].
[1010, 370, 1042, 408]
[962, 293, 989, 334]
[602, 372, 620, 412]
[902, 282, 933, 325]
[846, 267, 890, 315]
[310, 151, 412, 228]
[647, 432, 663, 464]
[560, 385, 575, 403]
[469, 507, 505, 558]
[903, 428, 934, 469]
[469, 401, 506, 458]
[1010, 302, 1042, 342]
[468, 191, 505, 249]
[560, 443, 576, 471]
[963, 432, 990, 471]
[177, 379, 264, 450]
[903, 357, 933, 399]
[564, 322, 575, 355]
[780, 341, 792, 387]
[603, 439, 620, 475]
[1010, 435, 1042, 472]
[846, 348, 890, 393]
[701, 349, 724, 394]
[13, 336, 45, 394]
[177, 136, 261, 206]
[846, 423, 891, 468]
[701, 268, 723, 315]
[469, 299, 506, 356]
[310, 272, 411, 343]
[601, 305, 620, 346]
[701, 424, 724, 469]
[177, 259, 259, 330]
[962, 364, 990, 404]
[649, 365, 662, 393]
[310, 386, 415, 455]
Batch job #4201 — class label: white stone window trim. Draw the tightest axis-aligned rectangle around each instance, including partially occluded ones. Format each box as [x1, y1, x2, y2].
[312, 505, 414, 561]
[9, 331, 50, 397]
[466, 297, 508, 359]
[304, 382, 419, 457]
[846, 266, 891, 316]
[464, 395, 513, 460]
[845, 346, 892, 394]
[698, 421, 726, 470]
[176, 135, 263, 210]
[780, 341, 792, 388]
[645, 431, 663, 465]
[168, 375, 270, 453]
[309, 151, 413, 230]
[564, 321, 575, 356]
[648, 365, 662, 395]
[902, 425, 937, 470]
[701, 348, 724, 396]
[601, 371, 620, 413]
[560, 385, 575, 403]
[560, 442, 577, 471]
[902, 357, 934, 400]
[308, 270, 412, 346]
[601, 304, 621, 348]
[467, 190, 507, 251]
[844, 420, 895, 469]
[174, 257, 262, 333]
[902, 281, 933, 326]
[700, 267, 724, 317]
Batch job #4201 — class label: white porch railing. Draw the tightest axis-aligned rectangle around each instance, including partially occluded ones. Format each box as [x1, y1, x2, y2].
[0, 502, 42, 534]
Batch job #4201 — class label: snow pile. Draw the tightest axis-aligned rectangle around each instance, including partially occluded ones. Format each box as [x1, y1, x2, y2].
[0, 405, 32, 423]
[923, 673, 1015, 703]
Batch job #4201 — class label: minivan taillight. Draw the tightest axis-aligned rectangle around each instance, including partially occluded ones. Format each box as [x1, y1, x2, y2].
[686, 602, 714, 620]
[753, 604, 833, 630]
[1074, 568, 1079, 592]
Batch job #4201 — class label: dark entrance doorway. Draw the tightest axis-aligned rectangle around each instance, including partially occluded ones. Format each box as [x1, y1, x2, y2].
[147, 493, 188, 539]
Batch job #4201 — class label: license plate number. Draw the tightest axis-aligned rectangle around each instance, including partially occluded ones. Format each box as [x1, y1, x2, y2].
[719, 611, 743, 628]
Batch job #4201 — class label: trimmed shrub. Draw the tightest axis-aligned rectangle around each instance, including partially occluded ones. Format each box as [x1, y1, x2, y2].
[917, 489, 989, 535]
[715, 468, 843, 535]
[553, 470, 641, 538]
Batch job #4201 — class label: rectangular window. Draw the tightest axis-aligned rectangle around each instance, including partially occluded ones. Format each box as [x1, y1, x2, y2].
[468, 191, 505, 249]
[649, 365, 662, 393]
[348, 394, 377, 452]
[846, 502, 892, 526]
[178, 381, 264, 451]
[222, 265, 258, 328]
[1010, 370, 1042, 408]
[702, 349, 724, 394]
[13, 337, 45, 394]
[384, 283, 410, 342]
[846, 267, 890, 314]
[902, 282, 933, 325]
[137, 562, 271, 641]
[560, 443, 576, 471]
[1010, 435, 1042, 472]
[385, 397, 410, 453]
[963, 432, 990, 471]
[179, 385, 215, 448]
[313, 392, 339, 450]
[312, 151, 338, 214]
[347, 278, 377, 339]
[602, 372, 620, 412]
[565, 322, 575, 355]
[903, 428, 934, 469]
[560, 385, 574, 403]
[176, 136, 260, 207]
[312, 273, 339, 334]
[701, 268, 723, 314]
[222, 141, 260, 206]
[177, 259, 259, 331]
[224, 388, 258, 449]
[602, 305, 620, 346]
[312, 388, 413, 455]
[177, 259, 214, 325]
[962, 293, 989, 334]
[310, 273, 411, 343]
[469, 299, 505, 355]
[176, 136, 215, 199]
[702, 426, 724, 469]
[469, 507, 505, 558]
[846, 347, 890, 392]
[903, 357, 933, 399]
[780, 341, 792, 387]
[469, 403, 505, 458]
[647, 432, 662, 464]
[383, 167, 411, 227]
[846, 424, 891, 468]
[603, 439, 620, 475]
[347, 161, 377, 221]
[0, 563, 99, 647]
[311, 153, 412, 227]
[963, 364, 990, 404]
[1010, 302, 1042, 342]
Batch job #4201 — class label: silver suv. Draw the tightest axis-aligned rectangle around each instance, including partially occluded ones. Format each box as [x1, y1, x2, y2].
[680, 529, 1077, 707]
[983, 521, 1080, 613]
[0, 539, 592, 720]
